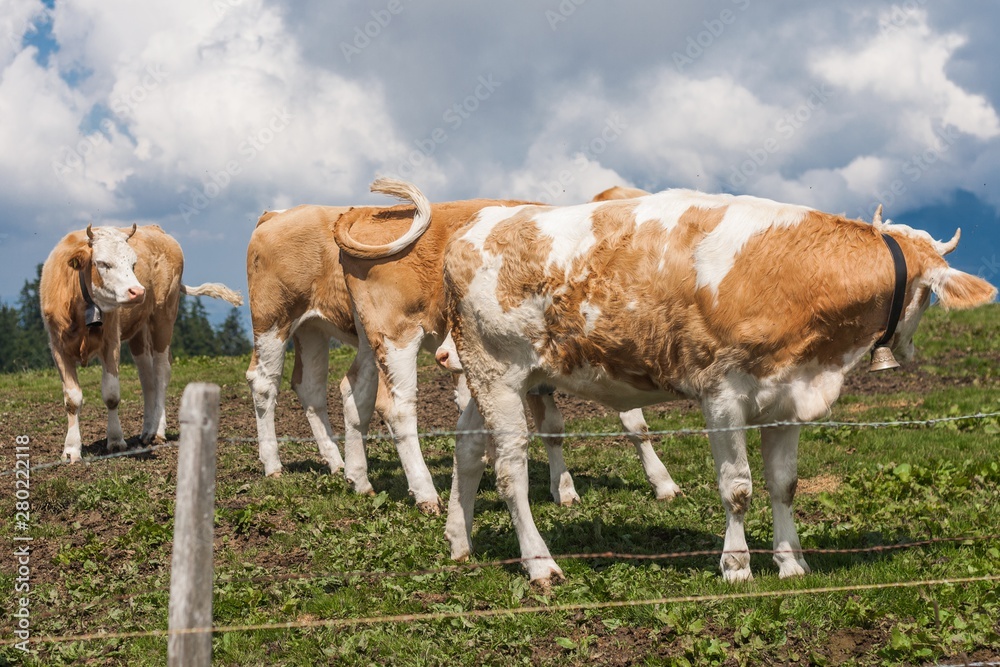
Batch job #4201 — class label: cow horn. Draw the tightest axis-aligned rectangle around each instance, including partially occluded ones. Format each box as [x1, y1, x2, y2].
[86, 223, 95, 242]
[933, 228, 960, 256]
[872, 204, 884, 229]
[126, 223, 137, 240]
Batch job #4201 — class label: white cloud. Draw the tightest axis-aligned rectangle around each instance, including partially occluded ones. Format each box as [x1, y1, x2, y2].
[812, 8, 1000, 143]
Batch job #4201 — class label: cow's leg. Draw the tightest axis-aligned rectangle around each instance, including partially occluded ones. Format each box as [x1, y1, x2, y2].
[142, 321, 173, 444]
[452, 372, 472, 414]
[246, 328, 287, 476]
[525, 391, 580, 506]
[52, 350, 84, 463]
[375, 331, 441, 513]
[340, 330, 378, 496]
[618, 408, 682, 500]
[445, 399, 493, 561]
[703, 396, 753, 582]
[482, 384, 563, 583]
[760, 425, 810, 578]
[98, 342, 126, 452]
[150, 347, 171, 441]
[130, 335, 158, 442]
[290, 325, 344, 474]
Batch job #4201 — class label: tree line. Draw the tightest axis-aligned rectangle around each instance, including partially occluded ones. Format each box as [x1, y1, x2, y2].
[0, 265, 252, 374]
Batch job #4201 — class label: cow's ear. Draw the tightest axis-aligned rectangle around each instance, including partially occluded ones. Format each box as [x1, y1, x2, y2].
[67, 246, 89, 271]
[929, 268, 998, 310]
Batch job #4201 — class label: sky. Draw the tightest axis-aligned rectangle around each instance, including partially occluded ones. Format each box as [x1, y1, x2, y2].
[2, 0, 999, 326]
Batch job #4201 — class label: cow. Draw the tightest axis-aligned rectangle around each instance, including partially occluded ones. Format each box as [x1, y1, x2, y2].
[245, 181, 673, 509]
[245, 204, 359, 479]
[439, 191, 997, 585]
[40, 224, 243, 463]
[333, 179, 681, 513]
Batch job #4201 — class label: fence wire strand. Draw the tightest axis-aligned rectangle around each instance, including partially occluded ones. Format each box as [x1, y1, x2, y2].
[6, 409, 1000, 477]
[11, 573, 1000, 647]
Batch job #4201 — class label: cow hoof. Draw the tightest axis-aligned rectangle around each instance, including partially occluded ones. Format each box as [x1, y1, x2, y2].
[553, 488, 581, 506]
[108, 439, 128, 453]
[417, 498, 444, 516]
[777, 559, 811, 579]
[654, 482, 682, 501]
[528, 568, 565, 594]
[62, 451, 81, 464]
[267, 470, 282, 479]
[722, 567, 754, 583]
[348, 478, 375, 496]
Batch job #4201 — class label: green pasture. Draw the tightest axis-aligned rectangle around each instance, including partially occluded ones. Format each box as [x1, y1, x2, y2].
[1, 306, 998, 666]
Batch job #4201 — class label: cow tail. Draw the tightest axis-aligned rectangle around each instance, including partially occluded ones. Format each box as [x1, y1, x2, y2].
[181, 283, 244, 306]
[333, 177, 432, 260]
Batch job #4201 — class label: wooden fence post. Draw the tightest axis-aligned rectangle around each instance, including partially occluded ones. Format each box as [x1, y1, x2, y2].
[168, 383, 220, 667]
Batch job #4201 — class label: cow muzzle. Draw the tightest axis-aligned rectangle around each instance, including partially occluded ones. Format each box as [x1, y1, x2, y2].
[127, 285, 146, 304]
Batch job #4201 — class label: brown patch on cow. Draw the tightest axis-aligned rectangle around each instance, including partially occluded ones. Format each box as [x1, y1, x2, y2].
[484, 207, 554, 313]
[341, 199, 534, 342]
[246, 205, 358, 342]
[591, 185, 651, 201]
[797, 474, 840, 495]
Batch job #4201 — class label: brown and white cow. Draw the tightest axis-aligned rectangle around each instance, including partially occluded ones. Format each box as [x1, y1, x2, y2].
[332, 180, 679, 512]
[245, 204, 359, 478]
[41, 224, 243, 462]
[440, 191, 997, 584]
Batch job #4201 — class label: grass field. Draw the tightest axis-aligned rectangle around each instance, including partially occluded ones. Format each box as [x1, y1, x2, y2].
[1, 305, 999, 666]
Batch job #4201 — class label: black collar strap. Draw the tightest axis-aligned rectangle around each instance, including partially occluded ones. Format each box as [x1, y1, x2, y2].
[79, 268, 103, 328]
[874, 233, 907, 349]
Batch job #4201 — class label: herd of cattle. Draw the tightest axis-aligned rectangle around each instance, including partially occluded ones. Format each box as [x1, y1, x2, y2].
[39, 180, 996, 583]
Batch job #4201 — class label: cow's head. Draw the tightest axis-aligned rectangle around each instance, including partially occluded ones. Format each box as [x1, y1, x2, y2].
[67, 224, 146, 309]
[875, 210, 997, 362]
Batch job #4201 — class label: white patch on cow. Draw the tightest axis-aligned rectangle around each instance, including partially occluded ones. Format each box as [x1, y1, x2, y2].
[66, 386, 83, 409]
[384, 332, 423, 404]
[532, 203, 601, 269]
[248, 326, 287, 476]
[89, 227, 143, 308]
[579, 300, 601, 334]
[633, 189, 732, 233]
[625, 300, 638, 311]
[694, 196, 812, 296]
[290, 308, 326, 336]
[461, 204, 536, 251]
[548, 361, 684, 412]
[752, 362, 847, 423]
[152, 350, 170, 438]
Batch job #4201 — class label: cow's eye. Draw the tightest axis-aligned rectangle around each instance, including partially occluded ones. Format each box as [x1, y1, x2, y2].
[97, 261, 112, 270]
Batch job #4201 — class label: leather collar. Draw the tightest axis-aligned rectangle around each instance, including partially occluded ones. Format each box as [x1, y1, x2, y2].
[79, 268, 103, 328]
[874, 233, 907, 349]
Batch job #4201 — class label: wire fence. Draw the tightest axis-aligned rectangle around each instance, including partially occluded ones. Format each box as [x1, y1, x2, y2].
[9, 573, 1000, 647]
[4, 408, 999, 657]
[5, 409, 1000, 477]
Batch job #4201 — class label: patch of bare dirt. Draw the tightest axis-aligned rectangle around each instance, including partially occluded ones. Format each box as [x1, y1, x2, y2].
[798, 474, 841, 495]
